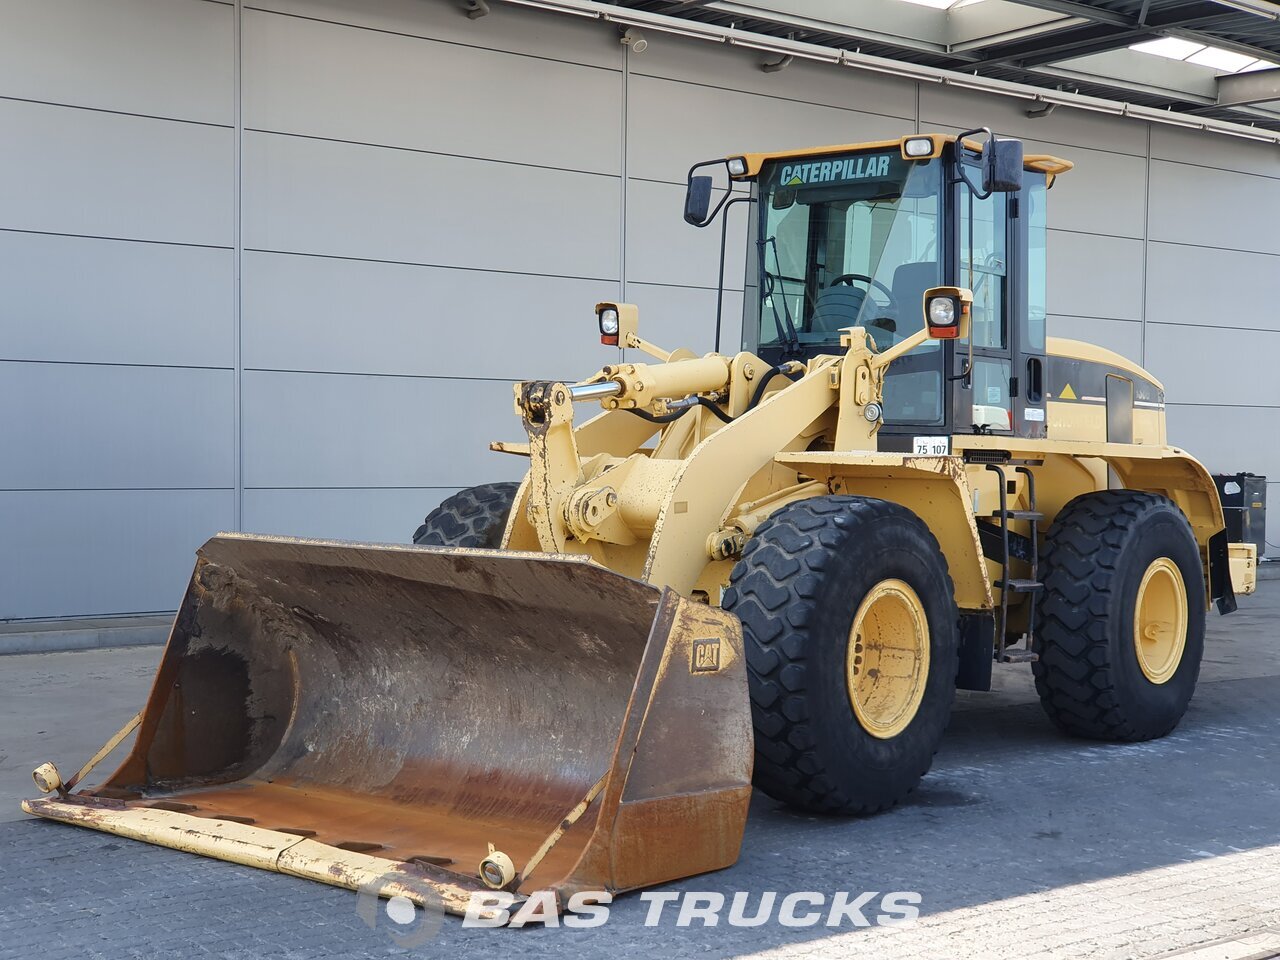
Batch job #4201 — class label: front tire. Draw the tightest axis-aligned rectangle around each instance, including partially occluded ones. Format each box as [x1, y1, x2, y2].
[723, 495, 959, 814]
[412, 482, 519, 548]
[1033, 490, 1205, 741]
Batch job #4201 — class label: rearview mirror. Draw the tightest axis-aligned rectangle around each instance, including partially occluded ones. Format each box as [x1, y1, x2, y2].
[983, 135, 1024, 194]
[684, 175, 714, 225]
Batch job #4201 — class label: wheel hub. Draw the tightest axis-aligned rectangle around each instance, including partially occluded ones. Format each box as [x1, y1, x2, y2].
[846, 579, 930, 739]
[1133, 557, 1188, 685]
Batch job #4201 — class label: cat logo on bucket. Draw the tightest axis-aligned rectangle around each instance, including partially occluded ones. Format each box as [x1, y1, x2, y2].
[691, 638, 722, 674]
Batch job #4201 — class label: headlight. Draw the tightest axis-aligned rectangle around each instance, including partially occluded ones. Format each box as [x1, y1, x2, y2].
[726, 156, 748, 177]
[928, 296, 956, 326]
[903, 137, 934, 158]
[599, 307, 620, 336]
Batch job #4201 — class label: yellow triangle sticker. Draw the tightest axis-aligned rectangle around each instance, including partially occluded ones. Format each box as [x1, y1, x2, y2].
[1059, 382, 1077, 401]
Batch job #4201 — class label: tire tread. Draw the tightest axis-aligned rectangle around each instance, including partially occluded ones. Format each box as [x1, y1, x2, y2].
[412, 482, 520, 548]
[724, 495, 957, 814]
[1033, 489, 1198, 741]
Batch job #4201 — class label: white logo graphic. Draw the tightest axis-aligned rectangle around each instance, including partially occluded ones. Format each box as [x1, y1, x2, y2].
[354, 873, 446, 947]
[458, 889, 920, 929]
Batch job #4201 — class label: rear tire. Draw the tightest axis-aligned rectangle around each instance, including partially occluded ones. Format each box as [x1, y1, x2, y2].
[412, 482, 519, 548]
[723, 495, 959, 814]
[1033, 490, 1204, 741]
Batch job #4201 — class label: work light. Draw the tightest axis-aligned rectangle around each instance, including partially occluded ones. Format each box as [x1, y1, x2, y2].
[926, 293, 964, 340]
[903, 136, 934, 158]
[928, 297, 956, 327]
[599, 306, 620, 346]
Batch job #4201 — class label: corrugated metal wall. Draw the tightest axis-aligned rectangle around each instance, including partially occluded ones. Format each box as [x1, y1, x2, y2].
[2, 0, 1276, 620]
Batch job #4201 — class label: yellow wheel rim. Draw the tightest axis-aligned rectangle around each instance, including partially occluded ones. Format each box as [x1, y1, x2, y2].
[1133, 557, 1188, 685]
[846, 579, 930, 739]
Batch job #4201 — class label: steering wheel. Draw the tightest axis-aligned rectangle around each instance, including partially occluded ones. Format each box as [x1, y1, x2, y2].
[829, 273, 897, 340]
[830, 272, 895, 305]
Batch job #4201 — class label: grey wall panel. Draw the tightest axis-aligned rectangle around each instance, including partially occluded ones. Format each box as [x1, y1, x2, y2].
[242, 370, 526, 489]
[631, 28, 917, 121]
[242, 131, 620, 278]
[1046, 229, 1144, 321]
[1146, 242, 1279, 333]
[0, 0, 233, 124]
[251, 0, 623, 69]
[0, 99, 234, 246]
[243, 487, 457, 542]
[0, 232, 234, 367]
[0, 362, 234, 490]
[626, 179, 745, 291]
[920, 84, 1147, 156]
[242, 250, 616, 380]
[1150, 124, 1280, 181]
[1148, 159, 1280, 256]
[1027, 143, 1146, 240]
[1145, 324, 1280, 408]
[1048, 315, 1143, 363]
[626, 72, 913, 186]
[7, 0, 1280, 623]
[624, 282, 744, 357]
[1166, 404, 1280, 481]
[243, 9, 621, 175]
[0, 489, 233, 619]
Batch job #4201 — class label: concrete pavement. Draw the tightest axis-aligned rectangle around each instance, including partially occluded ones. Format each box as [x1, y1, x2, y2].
[2, 586, 1278, 959]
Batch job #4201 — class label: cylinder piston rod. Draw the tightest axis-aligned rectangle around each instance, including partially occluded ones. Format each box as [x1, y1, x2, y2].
[568, 381, 624, 402]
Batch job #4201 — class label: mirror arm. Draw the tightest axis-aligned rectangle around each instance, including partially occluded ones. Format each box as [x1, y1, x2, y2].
[714, 195, 753, 354]
[955, 126, 994, 200]
[684, 158, 740, 228]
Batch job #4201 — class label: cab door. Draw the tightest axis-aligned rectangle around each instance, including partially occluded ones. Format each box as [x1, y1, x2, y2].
[952, 163, 1046, 439]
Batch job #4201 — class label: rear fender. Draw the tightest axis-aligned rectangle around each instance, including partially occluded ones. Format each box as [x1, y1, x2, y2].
[1107, 450, 1226, 610]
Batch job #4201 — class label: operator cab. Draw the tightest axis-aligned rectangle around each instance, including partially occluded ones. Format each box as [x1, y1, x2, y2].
[686, 133, 1072, 448]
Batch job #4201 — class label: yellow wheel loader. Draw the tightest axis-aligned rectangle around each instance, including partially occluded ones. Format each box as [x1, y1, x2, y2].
[26, 129, 1258, 917]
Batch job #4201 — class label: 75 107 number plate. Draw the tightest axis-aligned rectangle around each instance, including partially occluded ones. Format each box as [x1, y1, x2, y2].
[912, 436, 951, 456]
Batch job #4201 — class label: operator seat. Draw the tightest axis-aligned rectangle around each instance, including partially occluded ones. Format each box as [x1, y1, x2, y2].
[810, 286, 868, 336]
[890, 261, 941, 328]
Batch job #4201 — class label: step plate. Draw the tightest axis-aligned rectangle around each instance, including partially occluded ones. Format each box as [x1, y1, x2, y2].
[999, 649, 1039, 664]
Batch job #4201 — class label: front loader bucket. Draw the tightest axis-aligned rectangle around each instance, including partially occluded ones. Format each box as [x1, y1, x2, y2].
[24, 534, 751, 916]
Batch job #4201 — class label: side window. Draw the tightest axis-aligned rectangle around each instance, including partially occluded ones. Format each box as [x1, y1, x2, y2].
[757, 201, 811, 345]
[959, 181, 1008, 350]
[1027, 174, 1048, 351]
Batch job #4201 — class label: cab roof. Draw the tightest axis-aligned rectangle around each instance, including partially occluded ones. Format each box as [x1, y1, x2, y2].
[733, 134, 1073, 186]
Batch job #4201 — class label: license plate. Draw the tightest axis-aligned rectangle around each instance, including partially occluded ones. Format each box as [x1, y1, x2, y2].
[912, 436, 951, 456]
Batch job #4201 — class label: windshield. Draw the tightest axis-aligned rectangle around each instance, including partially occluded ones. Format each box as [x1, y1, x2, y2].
[750, 150, 945, 424]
